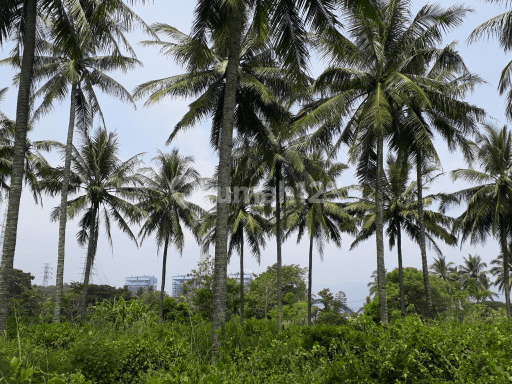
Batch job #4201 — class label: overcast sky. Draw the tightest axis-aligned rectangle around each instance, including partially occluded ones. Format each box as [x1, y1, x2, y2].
[0, 0, 510, 306]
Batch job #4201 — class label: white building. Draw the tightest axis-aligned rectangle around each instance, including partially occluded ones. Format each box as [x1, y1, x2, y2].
[124, 275, 158, 292]
[170, 272, 254, 297]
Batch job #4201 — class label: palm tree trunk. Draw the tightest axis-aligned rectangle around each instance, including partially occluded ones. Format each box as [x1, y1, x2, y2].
[500, 225, 511, 318]
[211, 8, 243, 361]
[375, 133, 388, 323]
[239, 237, 244, 325]
[0, 0, 37, 332]
[80, 204, 99, 321]
[416, 154, 433, 318]
[160, 236, 170, 322]
[308, 233, 313, 326]
[397, 222, 405, 320]
[53, 83, 78, 323]
[275, 165, 283, 330]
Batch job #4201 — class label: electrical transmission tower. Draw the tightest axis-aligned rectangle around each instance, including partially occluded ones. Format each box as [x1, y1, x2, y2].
[42, 263, 53, 287]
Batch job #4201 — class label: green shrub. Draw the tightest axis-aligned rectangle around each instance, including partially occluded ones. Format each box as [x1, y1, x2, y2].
[28, 322, 79, 350]
[2, 314, 512, 383]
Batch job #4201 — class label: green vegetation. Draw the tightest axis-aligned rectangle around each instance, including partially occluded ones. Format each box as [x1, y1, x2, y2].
[2, 308, 512, 383]
[2, 264, 511, 382]
[3, 0, 512, 369]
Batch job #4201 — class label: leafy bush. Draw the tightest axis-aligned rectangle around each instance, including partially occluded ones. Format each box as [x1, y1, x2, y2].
[90, 296, 158, 329]
[162, 297, 193, 322]
[26, 322, 79, 350]
[2, 314, 512, 383]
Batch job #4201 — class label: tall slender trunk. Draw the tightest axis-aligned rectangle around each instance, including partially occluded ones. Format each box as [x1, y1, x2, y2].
[375, 133, 388, 323]
[397, 222, 405, 320]
[307, 233, 313, 326]
[80, 204, 99, 322]
[0, 0, 37, 332]
[500, 225, 511, 318]
[416, 154, 433, 318]
[53, 83, 78, 323]
[211, 8, 243, 361]
[275, 166, 283, 330]
[239, 236, 244, 325]
[160, 236, 170, 322]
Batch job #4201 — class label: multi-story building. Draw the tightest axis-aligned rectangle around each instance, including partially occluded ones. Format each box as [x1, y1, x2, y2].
[171, 274, 194, 297]
[170, 272, 254, 297]
[124, 275, 158, 292]
[228, 273, 253, 287]
[170, 248, 255, 297]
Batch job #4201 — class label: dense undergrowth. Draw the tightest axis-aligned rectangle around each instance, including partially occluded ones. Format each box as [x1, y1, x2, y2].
[1, 314, 512, 383]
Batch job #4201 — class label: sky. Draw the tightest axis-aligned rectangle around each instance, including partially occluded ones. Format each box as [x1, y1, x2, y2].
[0, 0, 510, 308]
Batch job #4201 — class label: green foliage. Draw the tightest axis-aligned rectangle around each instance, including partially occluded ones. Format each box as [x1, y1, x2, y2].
[364, 267, 453, 321]
[162, 297, 193, 323]
[90, 297, 158, 329]
[28, 322, 79, 350]
[7, 269, 45, 324]
[61, 283, 133, 322]
[316, 310, 348, 326]
[269, 299, 308, 326]
[2, 317, 512, 383]
[7, 357, 35, 383]
[363, 267, 507, 322]
[315, 288, 350, 325]
[2, 355, 92, 383]
[180, 259, 241, 321]
[246, 264, 307, 319]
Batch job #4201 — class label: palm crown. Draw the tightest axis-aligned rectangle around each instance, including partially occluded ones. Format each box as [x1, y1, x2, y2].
[134, 23, 294, 148]
[349, 156, 456, 254]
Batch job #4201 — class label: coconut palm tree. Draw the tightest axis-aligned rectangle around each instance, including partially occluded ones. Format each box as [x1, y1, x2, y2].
[367, 270, 379, 299]
[133, 23, 294, 155]
[0, 89, 55, 204]
[349, 154, 456, 319]
[0, 87, 7, 119]
[239, 114, 315, 330]
[447, 124, 512, 317]
[469, 0, 512, 119]
[0, 88, 11, 199]
[285, 153, 356, 325]
[15, 16, 140, 323]
[0, 0, 152, 332]
[1, 1, 92, 330]
[458, 254, 495, 302]
[297, 0, 473, 322]
[0, 0, 38, 332]
[0, 119, 54, 205]
[180, 0, 339, 355]
[133, 12, 318, 335]
[430, 255, 457, 282]
[40, 128, 144, 321]
[390, 42, 484, 318]
[138, 149, 203, 321]
[133, 21, 295, 331]
[490, 252, 512, 296]
[200, 171, 269, 325]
